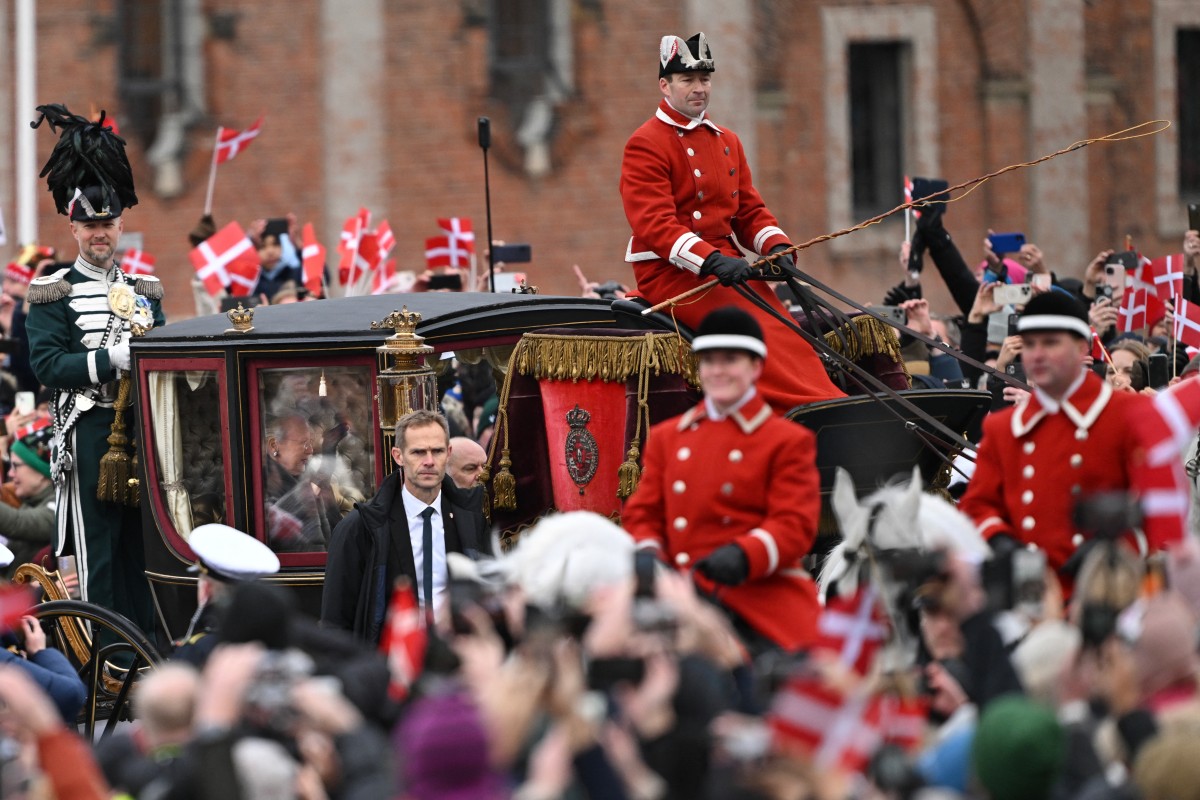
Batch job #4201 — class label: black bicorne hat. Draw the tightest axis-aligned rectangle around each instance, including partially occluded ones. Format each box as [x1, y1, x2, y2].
[659, 33, 714, 79]
[692, 306, 766, 358]
[1016, 291, 1090, 339]
[31, 104, 137, 221]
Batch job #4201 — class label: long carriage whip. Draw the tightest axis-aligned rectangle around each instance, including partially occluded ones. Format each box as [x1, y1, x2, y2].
[642, 119, 1171, 314]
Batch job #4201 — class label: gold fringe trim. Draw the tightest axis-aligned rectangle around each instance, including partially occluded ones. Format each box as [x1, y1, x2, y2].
[822, 315, 905, 364]
[512, 332, 698, 386]
[134, 276, 163, 300]
[27, 275, 70, 305]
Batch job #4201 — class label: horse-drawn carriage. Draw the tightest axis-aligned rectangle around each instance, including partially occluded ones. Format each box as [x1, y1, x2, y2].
[16, 289, 990, 734]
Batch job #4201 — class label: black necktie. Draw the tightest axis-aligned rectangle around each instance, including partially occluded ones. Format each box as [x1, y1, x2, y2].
[420, 506, 435, 617]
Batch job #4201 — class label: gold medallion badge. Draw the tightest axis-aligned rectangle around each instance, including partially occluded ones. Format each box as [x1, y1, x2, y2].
[107, 283, 136, 320]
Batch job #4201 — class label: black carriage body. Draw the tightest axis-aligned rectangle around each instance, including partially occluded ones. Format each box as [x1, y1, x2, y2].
[129, 292, 989, 641]
[132, 293, 649, 638]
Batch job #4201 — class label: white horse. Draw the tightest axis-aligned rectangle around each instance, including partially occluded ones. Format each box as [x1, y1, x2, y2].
[817, 465, 991, 601]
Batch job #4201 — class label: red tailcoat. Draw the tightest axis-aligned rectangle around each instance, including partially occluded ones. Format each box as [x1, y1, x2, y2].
[620, 99, 844, 411]
[959, 372, 1187, 572]
[622, 391, 821, 650]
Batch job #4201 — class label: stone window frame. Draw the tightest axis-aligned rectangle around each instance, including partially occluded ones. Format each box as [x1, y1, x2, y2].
[821, 6, 939, 255]
[1154, 0, 1200, 235]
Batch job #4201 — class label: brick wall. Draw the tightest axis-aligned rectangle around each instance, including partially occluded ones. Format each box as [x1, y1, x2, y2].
[11, 0, 1185, 322]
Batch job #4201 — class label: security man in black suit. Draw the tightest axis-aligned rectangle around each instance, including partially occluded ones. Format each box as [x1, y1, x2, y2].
[321, 410, 490, 643]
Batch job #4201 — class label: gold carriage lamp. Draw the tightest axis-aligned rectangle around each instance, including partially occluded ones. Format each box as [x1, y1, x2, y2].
[370, 307, 438, 431]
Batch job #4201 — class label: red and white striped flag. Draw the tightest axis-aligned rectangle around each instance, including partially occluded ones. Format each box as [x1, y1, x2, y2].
[1174, 298, 1200, 349]
[214, 117, 263, 165]
[120, 248, 155, 276]
[437, 217, 475, 253]
[227, 254, 261, 298]
[189, 221, 259, 297]
[876, 693, 929, 752]
[300, 223, 325, 298]
[814, 587, 888, 677]
[379, 580, 427, 701]
[375, 220, 396, 271]
[770, 675, 882, 773]
[372, 258, 399, 294]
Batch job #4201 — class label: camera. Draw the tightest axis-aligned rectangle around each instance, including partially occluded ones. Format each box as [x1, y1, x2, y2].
[242, 649, 314, 733]
[993, 283, 1032, 307]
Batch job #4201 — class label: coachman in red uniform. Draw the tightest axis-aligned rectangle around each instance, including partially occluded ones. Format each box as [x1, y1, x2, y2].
[619, 33, 845, 412]
[959, 292, 1189, 578]
[623, 307, 822, 651]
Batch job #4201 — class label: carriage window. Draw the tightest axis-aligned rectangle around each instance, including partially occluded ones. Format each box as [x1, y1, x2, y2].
[258, 366, 377, 554]
[147, 370, 225, 539]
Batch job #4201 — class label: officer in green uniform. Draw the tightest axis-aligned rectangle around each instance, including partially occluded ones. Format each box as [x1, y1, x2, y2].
[25, 105, 163, 635]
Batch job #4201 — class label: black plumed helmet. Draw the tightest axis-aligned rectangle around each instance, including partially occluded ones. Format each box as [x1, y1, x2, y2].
[31, 104, 137, 220]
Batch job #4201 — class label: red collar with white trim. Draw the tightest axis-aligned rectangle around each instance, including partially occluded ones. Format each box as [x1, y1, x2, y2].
[1012, 371, 1111, 437]
[654, 99, 724, 133]
[678, 391, 773, 435]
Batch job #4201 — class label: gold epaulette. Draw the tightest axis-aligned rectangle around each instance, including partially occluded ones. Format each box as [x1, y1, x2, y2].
[27, 269, 70, 304]
[134, 275, 163, 300]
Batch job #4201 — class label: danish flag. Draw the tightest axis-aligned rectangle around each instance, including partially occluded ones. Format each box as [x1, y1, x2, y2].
[120, 248, 155, 276]
[425, 236, 472, 269]
[337, 208, 376, 287]
[1119, 284, 1165, 333]
[814, 586, 889, 676]
[770, 676, 882, 773]
[189, 221, 259, 297]
[376, 220, 396, 265]
[1150, 254, 1186, 301]
[372, 259, 399, 294]
[437, 217, 475, 253]
[0, 585, 35, 633]
[379, 580, 427, 700]
[1091, 328, 1109, 364]
[300, 223, 326, 297]
[1175, 298, 1200, 349]
[214, 117, 263, 165]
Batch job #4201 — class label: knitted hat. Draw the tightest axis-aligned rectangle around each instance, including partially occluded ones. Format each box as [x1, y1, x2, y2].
[395, 691, 506, 800]
[692, 306, 767, 358]
[1016, 292, 1090, 340]
[659, 33, 714, 78]
[11, 425, 53, 480]
[972, 695, 1065, 800]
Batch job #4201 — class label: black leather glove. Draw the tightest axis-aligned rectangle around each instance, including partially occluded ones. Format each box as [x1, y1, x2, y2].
[695, 543, 749, 586]
[768, 244, 796, 272]
[700, 252, 754, 287]
[987, 533, 1021, 560]
[907, 230, 926, 274]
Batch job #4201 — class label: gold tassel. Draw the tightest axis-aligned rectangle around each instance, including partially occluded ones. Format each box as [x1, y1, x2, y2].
[492, 450, 517, 510]
[128, 441, 140, 507]
[97, 373, 134, 504]
[478, 465, 492, 523]
[617, 439, 642, 499]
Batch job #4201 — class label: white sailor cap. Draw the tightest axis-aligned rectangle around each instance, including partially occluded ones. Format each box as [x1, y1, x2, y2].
[0, 543, 14, 569]
[188, 524, 280, 582]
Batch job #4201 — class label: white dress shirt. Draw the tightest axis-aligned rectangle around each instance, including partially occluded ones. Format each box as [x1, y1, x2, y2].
[400, 484, 448, 612]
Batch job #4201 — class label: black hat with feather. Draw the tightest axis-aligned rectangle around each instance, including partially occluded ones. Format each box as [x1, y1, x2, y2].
[31, 104, 137, 222]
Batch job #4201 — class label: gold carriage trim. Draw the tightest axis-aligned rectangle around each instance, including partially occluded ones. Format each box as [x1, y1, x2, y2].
[822, 314, 907, 368]
[511, 331, 699, 385]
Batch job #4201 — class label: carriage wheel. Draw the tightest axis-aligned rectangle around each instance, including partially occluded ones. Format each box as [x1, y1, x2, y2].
[32, 600, 163, 740]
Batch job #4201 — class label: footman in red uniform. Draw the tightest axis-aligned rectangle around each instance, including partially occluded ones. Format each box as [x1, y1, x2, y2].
[959, 292, 1189, 578]
[622, 307, 822, 651]
[620, 32, 845, 412]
